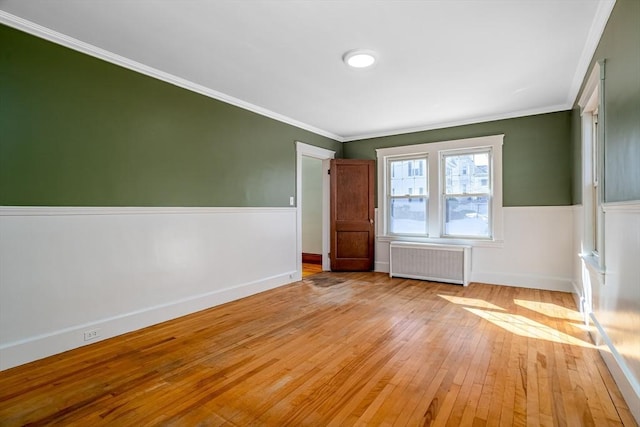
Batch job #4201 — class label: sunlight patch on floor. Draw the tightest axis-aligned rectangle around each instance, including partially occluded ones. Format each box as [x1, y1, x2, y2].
[464, 307, 594, 348]
[438, 295, 505, 311]
[568, 322, 592, 331]
[514, 299, 583, 322]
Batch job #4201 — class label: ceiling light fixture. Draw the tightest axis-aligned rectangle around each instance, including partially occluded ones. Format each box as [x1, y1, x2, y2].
[343, 49, 377, 69]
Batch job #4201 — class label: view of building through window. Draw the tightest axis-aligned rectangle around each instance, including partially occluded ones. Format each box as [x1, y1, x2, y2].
[388, 157, 428, 234]
[443, 151, 491, 237]
[380, 135, 501, 240]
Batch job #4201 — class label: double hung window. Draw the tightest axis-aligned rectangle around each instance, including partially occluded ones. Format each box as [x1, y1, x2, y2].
[377, 135, 503, 242]
[578, 60, 605, 264]
[591, 110, 602, 256]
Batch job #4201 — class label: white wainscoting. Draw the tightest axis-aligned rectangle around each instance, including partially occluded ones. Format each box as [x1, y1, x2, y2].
[592, 201, 640, 422]
[571, 205, 588, 315]
[375, 206, 574, 292]
[0, 206, 297, 370]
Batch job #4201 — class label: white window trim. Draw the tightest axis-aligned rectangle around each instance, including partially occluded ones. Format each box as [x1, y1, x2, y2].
[386, 154, 429, 236]
[295, 141, 336, 275]
[377, 134, 504, 247]
[578, 60, 606, 270]
[440, 147, 493, 239]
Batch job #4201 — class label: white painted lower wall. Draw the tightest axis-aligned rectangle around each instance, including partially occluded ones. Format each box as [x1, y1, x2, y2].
[0, 206, 297, 371]
[3, 203, 638, 424]
[571, 205, 588, 313]
[376, 206, 575, 292]
[580, 202, 640, 423]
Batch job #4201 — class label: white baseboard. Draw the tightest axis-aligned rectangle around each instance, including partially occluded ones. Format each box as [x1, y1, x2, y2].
[376, 263, 572, 292]
[470, 271, 573, 292]
[0, 272, 295, 371]
[0, 206, 298, 371]
[570, 280, 589, 323]
[374, 261, 390, 273]
[374, 206, 574, 292]
[590, 313, 640, 424]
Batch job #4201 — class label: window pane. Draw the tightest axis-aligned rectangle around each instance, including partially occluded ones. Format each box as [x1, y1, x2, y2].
[389, 158, 427, 196]
[444, 196, 489, 237]
[444, 152, 490, 194]
[390, 197, 427, 234]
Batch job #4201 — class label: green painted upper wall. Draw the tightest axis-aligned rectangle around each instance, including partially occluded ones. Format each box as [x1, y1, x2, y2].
[573, 0, 640, 203]
[0, 24, 341, 207]
[344, 111, 572, 207]
[571, 107, 583, 205]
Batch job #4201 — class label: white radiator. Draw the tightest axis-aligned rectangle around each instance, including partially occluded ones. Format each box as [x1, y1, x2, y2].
[389, 242, 471, 286]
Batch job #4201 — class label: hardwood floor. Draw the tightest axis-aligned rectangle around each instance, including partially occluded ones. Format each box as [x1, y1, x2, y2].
[302, 262, 322, 277]
[0, 273, 635, 426]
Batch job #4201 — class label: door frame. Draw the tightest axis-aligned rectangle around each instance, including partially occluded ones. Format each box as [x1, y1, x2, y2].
[296, 141, 335, 279]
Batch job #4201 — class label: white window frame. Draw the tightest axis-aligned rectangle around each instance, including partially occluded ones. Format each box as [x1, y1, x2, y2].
[377, 134, 504, 246]
[386, 154, 429, 236]
[441, 147, 493, 239]
[578, 60, 605, 269]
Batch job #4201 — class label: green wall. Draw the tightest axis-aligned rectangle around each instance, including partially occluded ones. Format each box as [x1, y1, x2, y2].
[344, 111, 572, 207]
[570, 107, 583, 205]
[0, 24, 341, 207]
[573, 0, 640, 203]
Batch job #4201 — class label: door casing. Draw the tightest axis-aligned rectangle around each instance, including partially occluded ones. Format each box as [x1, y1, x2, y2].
[296, 142, 335, 280]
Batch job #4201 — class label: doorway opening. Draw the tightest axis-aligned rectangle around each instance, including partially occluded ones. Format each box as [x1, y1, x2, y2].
[296, 142, 335, 280]
[301, 156, 323, 276]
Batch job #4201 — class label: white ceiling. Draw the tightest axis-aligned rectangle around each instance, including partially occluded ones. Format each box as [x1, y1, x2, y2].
[0, 0, 615, 142]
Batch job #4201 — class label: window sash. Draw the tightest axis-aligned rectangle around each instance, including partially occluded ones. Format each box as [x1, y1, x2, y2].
[387, 195, 428, 235]
[591, 111, 601, 256]
[441, 195, 492, 238]
[386, 155, 428, 236]
[441, 148, 492, 239]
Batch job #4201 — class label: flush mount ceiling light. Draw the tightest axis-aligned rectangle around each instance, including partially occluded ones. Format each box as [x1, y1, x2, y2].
[343, 49, 377, 68]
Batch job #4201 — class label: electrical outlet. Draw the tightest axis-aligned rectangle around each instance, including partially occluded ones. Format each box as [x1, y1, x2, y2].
[83, 329, 100, 341]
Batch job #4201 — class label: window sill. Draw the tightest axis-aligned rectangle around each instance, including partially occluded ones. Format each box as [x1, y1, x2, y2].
[376, 234, 504, 248]
[581, 253, 605, 275]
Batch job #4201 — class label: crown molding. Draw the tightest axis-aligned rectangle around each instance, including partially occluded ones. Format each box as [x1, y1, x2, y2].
[342, 103, 570, 142]
[0, 11, 344, 142]
[1, 1, 616, 146]
[568, 0, 616, 108]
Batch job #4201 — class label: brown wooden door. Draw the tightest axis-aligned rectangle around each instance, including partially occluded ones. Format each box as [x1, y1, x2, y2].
[330, 159, 375, 271]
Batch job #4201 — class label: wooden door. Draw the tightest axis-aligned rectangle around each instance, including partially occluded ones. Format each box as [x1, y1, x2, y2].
[330, 159, 375, 271]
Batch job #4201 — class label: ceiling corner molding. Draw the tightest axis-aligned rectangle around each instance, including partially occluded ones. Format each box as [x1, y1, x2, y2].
[0, 11, 344, 143]
[342, 103, 571, 143]
[566, 0, 616, 108]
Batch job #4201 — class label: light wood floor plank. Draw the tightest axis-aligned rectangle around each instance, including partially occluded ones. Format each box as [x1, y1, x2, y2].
[0, 273, 635, 426]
